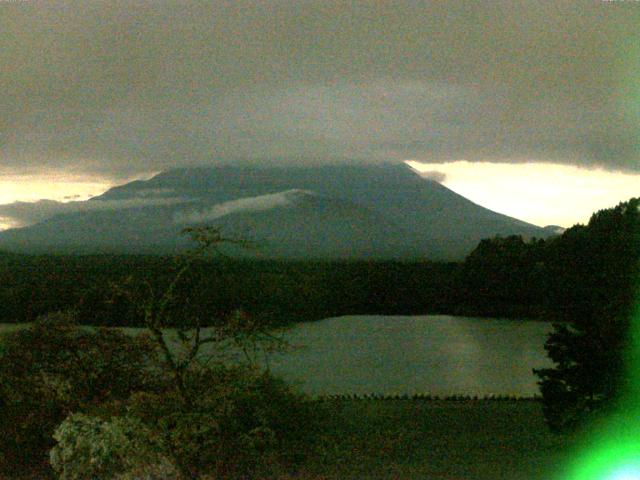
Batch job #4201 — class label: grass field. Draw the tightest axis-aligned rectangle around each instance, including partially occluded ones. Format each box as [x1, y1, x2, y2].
[292, 399, 576, 480]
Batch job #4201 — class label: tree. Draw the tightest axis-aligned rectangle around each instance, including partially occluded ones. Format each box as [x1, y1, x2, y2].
[458, 235, 548, 316]
[534, 198, 640, 432]
[47, 227, 315, 479]
[112, 227, 285, 407]
[0, 311, 159, 475]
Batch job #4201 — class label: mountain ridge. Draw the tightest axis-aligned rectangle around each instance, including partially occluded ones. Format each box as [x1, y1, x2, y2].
[0, 163, 555, 260]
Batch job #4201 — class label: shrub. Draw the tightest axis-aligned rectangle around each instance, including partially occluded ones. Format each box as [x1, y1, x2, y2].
[47, 364, 319, 479]
[49, 413, 177, 480]
[120, 364, 319, 479]
[0, 312, 160, 474]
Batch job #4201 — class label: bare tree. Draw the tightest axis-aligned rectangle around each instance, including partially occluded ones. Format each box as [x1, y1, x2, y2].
[115, 226, 287, 407]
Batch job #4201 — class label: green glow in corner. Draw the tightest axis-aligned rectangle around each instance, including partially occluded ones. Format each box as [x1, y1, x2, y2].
[564, 423, 640, 480]
[607, 465, 640, 480]
[563, 294, 640, 480]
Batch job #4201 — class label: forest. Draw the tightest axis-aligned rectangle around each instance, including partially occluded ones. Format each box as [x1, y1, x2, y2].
[0, 254, 460, 327]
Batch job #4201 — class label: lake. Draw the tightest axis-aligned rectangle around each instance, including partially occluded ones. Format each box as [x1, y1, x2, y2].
[0, 315, 554, 397]
[267, 315, 554, 397]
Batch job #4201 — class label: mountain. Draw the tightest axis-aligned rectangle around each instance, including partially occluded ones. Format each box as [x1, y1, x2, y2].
[0, 164, 555, 260]
[541, 225, 566, 235]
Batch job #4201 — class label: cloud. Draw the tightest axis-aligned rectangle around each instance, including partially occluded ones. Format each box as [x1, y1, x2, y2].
[174, 190, 311, 225]
[416, 170, 447, 183]
[0, 200, 69, 227]
[0, 197, 189, 230]
[1, 1, 638, 177]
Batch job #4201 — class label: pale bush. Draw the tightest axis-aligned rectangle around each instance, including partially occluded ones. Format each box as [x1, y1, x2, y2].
[50, 413, 178, 480]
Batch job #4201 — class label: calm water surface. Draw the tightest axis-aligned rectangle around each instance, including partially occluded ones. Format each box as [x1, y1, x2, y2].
[267, 315, 553, 397]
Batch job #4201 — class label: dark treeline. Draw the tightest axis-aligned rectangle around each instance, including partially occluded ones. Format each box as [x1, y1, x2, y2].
[459, 198, 640, 325]
[0, 198, 637, 328]
[0, 254, 460, 326]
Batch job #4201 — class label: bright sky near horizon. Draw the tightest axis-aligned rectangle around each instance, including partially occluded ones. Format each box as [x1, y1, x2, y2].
[0, 162, 637, 230]
[0, 176, 111, 206]
[406, 161, 640, 227]
[0, 175, 114, 230]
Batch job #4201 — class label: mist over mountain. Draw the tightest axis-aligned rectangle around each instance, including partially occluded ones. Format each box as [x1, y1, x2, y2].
[0, 164, 555, 260]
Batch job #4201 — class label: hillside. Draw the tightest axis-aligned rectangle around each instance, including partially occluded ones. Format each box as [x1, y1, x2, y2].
[0, 164, 552, 260]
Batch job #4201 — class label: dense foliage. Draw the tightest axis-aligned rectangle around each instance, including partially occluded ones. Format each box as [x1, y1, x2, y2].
[0, 229, 320, 479]
[48, 365, 316, 480]
[50, 413, 175, 480]
[0, 313, 159, 476]
[0, 316, 316, 479]
[534, 198, 640, 431]
[456, 235, 549, 317]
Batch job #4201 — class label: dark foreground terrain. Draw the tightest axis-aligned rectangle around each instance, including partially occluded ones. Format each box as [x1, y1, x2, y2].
[291, 399, 574, 480]
[7, 399, 576, 480]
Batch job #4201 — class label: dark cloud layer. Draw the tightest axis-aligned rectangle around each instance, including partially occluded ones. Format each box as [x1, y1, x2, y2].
[1, 0, 639, 178]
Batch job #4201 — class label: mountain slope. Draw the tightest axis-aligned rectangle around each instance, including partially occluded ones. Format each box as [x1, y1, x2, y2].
[0, 164, 552, 259]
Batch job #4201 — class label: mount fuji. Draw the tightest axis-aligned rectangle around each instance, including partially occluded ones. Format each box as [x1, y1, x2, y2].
[0, 164, 557, 260]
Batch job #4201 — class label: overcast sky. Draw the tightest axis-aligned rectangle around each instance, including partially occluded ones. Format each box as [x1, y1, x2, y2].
[1, 0, 639, 226]
[2, 0, 639, 178]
